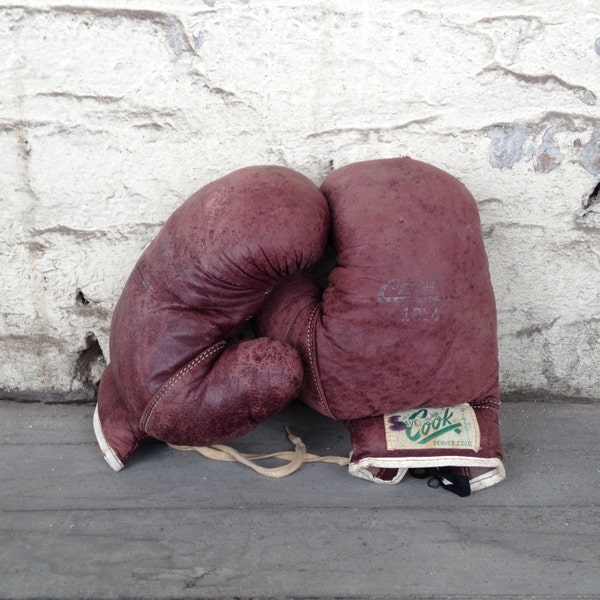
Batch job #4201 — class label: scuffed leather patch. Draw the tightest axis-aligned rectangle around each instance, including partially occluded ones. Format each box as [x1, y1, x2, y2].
[384, 404, 481, 452]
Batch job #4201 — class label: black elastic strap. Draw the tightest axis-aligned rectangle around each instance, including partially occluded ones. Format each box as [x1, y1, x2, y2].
[410, 467, 472, 497]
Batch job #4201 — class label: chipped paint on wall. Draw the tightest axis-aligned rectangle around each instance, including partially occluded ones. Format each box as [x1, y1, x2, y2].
[534, 121, 563, 173]
[1, 0, 600, 401]
[574, 129, 600, 177]
[488, 126, 531, 169]
[166, 16, 185, 57]
[487, 119, 600, 176]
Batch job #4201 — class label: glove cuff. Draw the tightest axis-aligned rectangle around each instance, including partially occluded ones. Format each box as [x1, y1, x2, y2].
[345, 399, 506, 493]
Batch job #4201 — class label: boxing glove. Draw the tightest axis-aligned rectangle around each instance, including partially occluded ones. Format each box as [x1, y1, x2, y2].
[254, 157, 505, 493]
[94, 166, 329, 471]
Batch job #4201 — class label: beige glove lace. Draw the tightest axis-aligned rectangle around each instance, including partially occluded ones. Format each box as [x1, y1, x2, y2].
[168, 427, 349, 479]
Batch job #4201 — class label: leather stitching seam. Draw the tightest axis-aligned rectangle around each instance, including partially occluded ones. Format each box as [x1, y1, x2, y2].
[307, 303, 332, 418]
[140, 341, 227, 432]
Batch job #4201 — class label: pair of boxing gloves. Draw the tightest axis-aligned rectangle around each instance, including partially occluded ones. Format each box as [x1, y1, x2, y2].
[94, 157, 506, 495]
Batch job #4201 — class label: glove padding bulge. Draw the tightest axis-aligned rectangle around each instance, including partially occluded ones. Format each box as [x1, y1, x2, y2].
[94, 166, 329, 471]
[254, 157, 505, 492]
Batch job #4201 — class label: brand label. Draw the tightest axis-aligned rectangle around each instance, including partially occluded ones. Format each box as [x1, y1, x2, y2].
[384, 404, 480, 452]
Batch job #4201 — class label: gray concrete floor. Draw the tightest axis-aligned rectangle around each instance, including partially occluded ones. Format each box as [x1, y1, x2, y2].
[1, 397, 599, 600]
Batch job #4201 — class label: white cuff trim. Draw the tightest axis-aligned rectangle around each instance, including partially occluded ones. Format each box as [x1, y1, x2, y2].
[349, 455, 505, 491]
[93, 404, 125, 472]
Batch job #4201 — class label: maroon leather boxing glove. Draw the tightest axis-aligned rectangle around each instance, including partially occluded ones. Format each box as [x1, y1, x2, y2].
[254, 157, 505, 493]
[94, 166, 329, 471]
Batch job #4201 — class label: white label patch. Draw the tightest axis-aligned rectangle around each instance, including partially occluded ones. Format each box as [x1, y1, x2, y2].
[384, 404, 481, 452]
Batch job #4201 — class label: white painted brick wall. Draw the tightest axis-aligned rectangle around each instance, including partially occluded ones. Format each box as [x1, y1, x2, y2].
[1, 0, 599, 401]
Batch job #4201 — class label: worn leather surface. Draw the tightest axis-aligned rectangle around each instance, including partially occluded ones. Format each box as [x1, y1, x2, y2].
[254, 157, 500, 420]
[97, 166, 329, 467]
